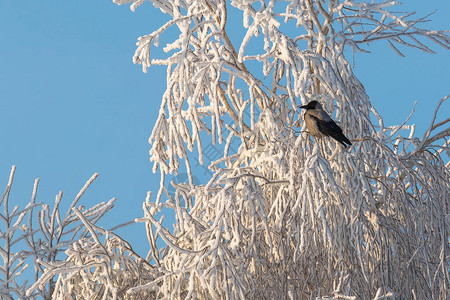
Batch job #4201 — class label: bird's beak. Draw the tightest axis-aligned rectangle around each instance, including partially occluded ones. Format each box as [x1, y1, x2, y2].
[299, 105, 308, 109]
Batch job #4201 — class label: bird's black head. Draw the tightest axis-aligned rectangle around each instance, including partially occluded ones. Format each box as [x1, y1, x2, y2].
[299, 100, 321, 110]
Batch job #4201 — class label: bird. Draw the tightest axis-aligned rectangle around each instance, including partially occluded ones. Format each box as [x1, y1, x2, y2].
[299, 100, 352, 148]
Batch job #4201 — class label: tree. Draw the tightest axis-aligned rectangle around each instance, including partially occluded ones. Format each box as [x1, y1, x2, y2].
[25, 0, 449, 299]
[0, 167, 118, 299]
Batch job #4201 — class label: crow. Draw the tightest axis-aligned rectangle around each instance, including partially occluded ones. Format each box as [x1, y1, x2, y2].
[299, 101, 352, 147]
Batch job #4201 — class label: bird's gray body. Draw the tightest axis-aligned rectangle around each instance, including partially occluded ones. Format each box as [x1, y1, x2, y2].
[303, 108, 332, 137]
[299, 101, 352, 147]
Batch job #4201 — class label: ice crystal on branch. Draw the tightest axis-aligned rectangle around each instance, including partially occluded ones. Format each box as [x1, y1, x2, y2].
[0, 167, 118, 299]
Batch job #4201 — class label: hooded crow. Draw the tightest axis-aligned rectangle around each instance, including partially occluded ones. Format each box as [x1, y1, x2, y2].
[299, 101, 352, 147]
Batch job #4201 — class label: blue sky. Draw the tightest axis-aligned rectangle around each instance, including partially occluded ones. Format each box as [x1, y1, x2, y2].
[0, 1, 448, 255]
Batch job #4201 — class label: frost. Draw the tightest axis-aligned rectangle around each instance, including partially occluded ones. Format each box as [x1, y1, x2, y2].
[16, 0, 450, 299]
[0, 168, 120, 299]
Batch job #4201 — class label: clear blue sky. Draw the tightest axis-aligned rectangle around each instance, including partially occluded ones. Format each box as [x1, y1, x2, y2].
[0, 1, 448, 255]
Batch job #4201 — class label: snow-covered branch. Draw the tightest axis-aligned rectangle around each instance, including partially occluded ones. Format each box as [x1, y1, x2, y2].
[0, 166, 118, 299]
